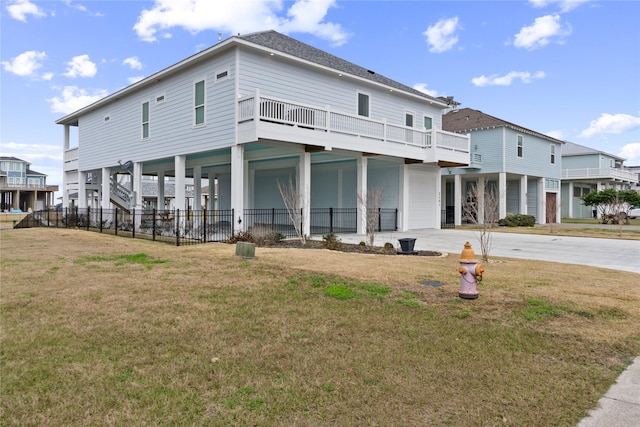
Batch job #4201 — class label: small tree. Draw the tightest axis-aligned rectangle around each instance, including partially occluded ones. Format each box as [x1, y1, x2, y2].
[277, 177, 307, 245]
[582, 189, 640, 226]
[357, 187, 384, 248]
[462, 181, 500, 262]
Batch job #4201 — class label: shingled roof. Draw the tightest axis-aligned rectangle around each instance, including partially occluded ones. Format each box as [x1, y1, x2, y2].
[443, 108, 564, 144]
[239, 30, 444, 104]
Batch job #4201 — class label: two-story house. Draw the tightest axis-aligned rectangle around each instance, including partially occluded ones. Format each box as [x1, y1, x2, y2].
[0, 156, 58, 212]
[56, 30, 469, 235]
[561, 141, 639, 218]
[442, 108, 564, 225]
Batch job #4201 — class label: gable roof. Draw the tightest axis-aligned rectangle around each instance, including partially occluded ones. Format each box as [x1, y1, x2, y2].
[443, 108, 564, 144]
[238, 31, 444, 103]
[57, 30, 449, 125]
[562, 140, 625, 161]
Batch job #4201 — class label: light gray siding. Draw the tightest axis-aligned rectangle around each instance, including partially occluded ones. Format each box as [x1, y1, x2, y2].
[506, 179, 520, 214]
[527, 180, 538, 220]
[78, 50, 237, 171]
[238, 49, 444, 132]
[504, 129, 562, 178]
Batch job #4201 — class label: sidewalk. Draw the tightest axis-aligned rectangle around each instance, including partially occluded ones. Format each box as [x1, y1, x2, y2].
[333, 228, 640, 425]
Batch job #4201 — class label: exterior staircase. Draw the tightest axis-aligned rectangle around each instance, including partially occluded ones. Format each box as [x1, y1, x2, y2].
[110, 176, 133, 213]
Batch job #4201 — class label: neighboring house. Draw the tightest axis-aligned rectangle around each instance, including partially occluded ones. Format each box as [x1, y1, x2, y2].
[56, 30, 470, 234]
[0, 156, 58, 212]
[442, 108, 564, 225]
[560, 141, 639, 218]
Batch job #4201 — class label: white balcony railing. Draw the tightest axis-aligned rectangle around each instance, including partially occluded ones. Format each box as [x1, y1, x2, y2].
[238, 91, 469, 158]
[562, 167, 639, 183]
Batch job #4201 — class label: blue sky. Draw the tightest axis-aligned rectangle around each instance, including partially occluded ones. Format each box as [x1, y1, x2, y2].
[2, 0, 640, 192]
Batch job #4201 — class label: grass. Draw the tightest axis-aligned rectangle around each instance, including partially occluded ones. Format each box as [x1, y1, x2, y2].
[1, 228, 639, 426]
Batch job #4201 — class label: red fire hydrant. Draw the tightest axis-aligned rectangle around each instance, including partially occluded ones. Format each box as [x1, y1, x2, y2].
[458, 241, 484, 299]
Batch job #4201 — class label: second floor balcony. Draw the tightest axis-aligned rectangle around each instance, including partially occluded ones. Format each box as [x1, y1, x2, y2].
[562, 167, 639, 184]
[237, 90, 470, 167]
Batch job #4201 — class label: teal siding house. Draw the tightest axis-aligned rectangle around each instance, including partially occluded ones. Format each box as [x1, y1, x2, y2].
[561, 141, 638, 218]
[442, 108, 564, 225]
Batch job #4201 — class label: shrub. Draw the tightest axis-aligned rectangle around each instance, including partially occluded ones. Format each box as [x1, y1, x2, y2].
[322, 233, 341, 250]
[383, 242, 395, 250]
[499, 214, 535, 227]
[227, 227, 284, 246]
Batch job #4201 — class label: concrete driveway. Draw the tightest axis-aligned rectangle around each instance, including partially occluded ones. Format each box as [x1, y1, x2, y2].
[334, 228, 640, 274]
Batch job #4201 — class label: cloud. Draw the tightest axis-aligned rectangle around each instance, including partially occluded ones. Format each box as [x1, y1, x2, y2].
[579, 113, 640, 138]
[413, 83, 439, 97]
[545, 130, 564, 140]
[619, 143, 640, 163]
[529, 0, 589, 13]
[6, 0, 46, 22]
[471, 71, 546, 87]
[1, 50, 47, 78]
[423, 17, 460, 53]
[47, 86, 108, 114]
[63, 54, 97, 78]
[133, 0, 349, 46]
[123, 56, 143, 70]
[513, 14, 571, 50]
[127, 76, 145, 84]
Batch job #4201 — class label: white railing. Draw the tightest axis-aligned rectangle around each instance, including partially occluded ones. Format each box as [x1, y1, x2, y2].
[238, 91, 469, 154]
[562, 167, 638, 182]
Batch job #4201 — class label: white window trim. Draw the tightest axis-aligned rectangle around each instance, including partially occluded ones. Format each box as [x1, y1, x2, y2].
[215, 69, 229, 82]
[423, 114, 433, 130]
[357, 91, 370, 117]
[141, 100, 150, 140]
[405, 111, 415, 127]
[517, 134, 524, 158]
[193, 77, 206, 127]
[550, 145, 556, 164]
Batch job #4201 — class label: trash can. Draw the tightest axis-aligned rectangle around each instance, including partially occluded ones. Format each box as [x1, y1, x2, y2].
[398, 238, 417, 254]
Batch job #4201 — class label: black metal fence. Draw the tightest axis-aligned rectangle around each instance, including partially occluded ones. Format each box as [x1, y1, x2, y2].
[14, 206, 399, 246]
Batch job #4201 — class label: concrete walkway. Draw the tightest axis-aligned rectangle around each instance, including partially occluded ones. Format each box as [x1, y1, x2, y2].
[332, 228, 640, 426]
[334, 228, 640, 273]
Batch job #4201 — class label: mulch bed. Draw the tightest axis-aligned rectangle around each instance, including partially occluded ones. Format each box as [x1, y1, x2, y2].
[268, 239, 443, 257]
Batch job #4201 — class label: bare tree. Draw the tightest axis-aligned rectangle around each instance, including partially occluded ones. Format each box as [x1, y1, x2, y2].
[546, 196, 560, 234]
[277, 178, 307, 244]
[357, 187, 385, 248]
[462, 181, 500, 262]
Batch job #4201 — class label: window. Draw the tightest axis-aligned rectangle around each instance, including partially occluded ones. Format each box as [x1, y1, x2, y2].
[357, 92, 369, 117]
[141, 101, 150, 139]
[405, 112, 414, 127]
[517, 135, 523, 158]
[550, 145, 556, 164]
[424, 116, 432, 130]
[194, 79, 205, 126]
[215, 70, 229, 81]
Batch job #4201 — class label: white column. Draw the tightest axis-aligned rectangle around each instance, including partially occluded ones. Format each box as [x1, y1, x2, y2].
[499, 172, 507, 219]
[62, 125, 70, 208]
[157, 171, 165, 210]
[538, 177, 546, 224]
[175, 155, 186, 212]
[454, 174, 462, 226]
[477, 176, 485, 224]
[78, 171, 87, 208]
[520, 175, 527, 215]
[399, 164, 410, 231]
[133, 162, 143, 209]
[435, 168, 442, 229]
[101, 167, 110, 208]
[231, 145, 244, 226]
[193, 165, 202, 211]
[207, 172, 216, 211]
[356, 155, 368, 234]
[299, 152, 311, 236]
[568, 182, 574, 219]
